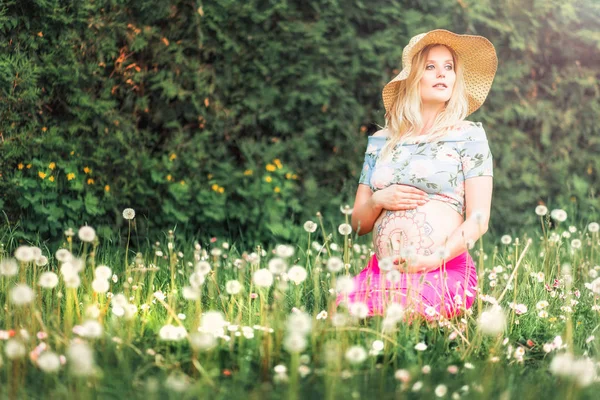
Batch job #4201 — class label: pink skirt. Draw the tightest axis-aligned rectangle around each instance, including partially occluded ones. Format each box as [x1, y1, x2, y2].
[335, 251, 478, 320]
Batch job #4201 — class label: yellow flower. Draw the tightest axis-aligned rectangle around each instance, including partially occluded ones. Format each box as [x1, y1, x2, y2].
[84, 166, 91, 174]
[274, 186, 281, 193]
[265, 176, 272, 183]
[18, 163, 24, 170]
[244, 169, 253, 176]
[218, 187, 224, 194]
[180, 180, 185, 185]
[285, 172, 292, 179]
[26, 164, 32, 169]
[292, 174, 298, 179]
[274, 159, 282, 169]
[169, 153, 177, 161]
[67, 237, 72, 243]
[49, 162, 56, 170]
[49, 176, 55, 182]
[70, 151, 75, 156]
[105, 185, 110, 192]
[38, 171, 47, 179]
[167, 174, 172, 181]
[211, 184, 219, 191]
[266, 164, 276, 172]
[207, 174, 213, 179]
[42, 126, 47, 132]
[67, 173, 75, 181]
[87, 178, 95, 185]
[548, 317, 557, 323]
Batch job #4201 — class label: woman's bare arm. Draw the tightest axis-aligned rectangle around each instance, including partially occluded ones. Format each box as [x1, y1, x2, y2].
[351, 185, 383, 236]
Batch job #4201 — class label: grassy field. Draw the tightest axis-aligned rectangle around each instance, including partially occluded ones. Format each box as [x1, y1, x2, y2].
[0, 207, 599, 399]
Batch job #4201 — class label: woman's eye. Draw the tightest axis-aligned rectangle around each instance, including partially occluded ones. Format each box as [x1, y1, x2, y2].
[426, 64, 453, 69]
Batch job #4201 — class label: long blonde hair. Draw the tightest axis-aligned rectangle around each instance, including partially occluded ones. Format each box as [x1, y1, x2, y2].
[377, 44, 470, 162]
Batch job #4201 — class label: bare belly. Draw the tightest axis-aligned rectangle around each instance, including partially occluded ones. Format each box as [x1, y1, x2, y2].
[372, 200, 463, 260]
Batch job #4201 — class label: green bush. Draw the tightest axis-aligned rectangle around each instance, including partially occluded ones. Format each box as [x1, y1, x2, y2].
[1, 0, 599, 244]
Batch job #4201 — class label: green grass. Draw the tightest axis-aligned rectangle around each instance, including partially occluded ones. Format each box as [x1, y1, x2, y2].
[0, 209, 599, 399]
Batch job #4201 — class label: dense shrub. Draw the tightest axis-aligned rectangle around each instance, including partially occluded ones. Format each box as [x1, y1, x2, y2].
[1, 0, 599, 244]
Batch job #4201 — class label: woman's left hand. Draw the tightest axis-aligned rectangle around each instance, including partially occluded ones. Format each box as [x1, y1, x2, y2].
[394, 254, 442, 273]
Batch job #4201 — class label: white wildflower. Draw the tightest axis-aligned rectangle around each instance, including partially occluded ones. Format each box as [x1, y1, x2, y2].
[78, 226, 96, 242]
[122, 208, 135, 220]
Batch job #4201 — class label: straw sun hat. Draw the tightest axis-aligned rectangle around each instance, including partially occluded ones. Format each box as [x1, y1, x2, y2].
[382, 29, 498, 117]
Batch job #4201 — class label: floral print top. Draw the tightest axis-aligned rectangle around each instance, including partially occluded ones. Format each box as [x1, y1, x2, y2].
[359, 121, 493, 216]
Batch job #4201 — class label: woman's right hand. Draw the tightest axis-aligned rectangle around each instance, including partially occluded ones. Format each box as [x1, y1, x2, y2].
[370, 184, 429, 210]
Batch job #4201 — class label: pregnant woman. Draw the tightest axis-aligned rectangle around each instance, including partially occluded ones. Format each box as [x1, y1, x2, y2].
[336, 29, 497, 320]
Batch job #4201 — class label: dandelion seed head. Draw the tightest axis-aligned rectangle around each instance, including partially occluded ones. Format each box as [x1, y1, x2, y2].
[164, 372, 190, 393]
[345, 346, 367, 364]
[253, 269, 274, 288]
[326, 256, 344, 273]
[9, 284, 35, 305]
[550, 209, 567, 222]
[67, 342, 95, 376]
[286, 311, 312, 335]
[287, 265, 308, 284]
[78, 226, 96, 243]
[91, 279, 110, 293]
[477, 306, 506, 336]
[303, 220, 318, 233]
[0, 258, 18, 277]
[14, 246, 35, 263]
[268, 257, 288, 274]
[414, 342, 427, 351]
[500, 235, 512, 245]
[122, 208, 135, 220]
[535, 205, 548, 216]
[189, 332, 217, 351]
[349, 302, 369, 319]
[225, 280, 242, 295]
[38, 271, 59, 289]
[588, 222, 600, 233]
[189, 271, 205, 288]
[274, 244, 295, 259]
[338, 223, 352, 236]
[158, 324, 187, 341]
[37, 351, 61, 373]
[182, 286, 201, 300]
[435, 384, 448, 397]
[283, 333, 307, 353]
[195, 261, 211, 275]
[94, 265, 112, 280]
[5, 339, 26, 359]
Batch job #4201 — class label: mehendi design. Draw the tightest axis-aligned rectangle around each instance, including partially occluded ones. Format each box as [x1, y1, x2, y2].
[373, 209, 435, 259]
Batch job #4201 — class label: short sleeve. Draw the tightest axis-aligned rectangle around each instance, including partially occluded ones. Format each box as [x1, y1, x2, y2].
[358, 150, 376, 185]
[358, 136, 384, 185]
[459, 124, 493, 179]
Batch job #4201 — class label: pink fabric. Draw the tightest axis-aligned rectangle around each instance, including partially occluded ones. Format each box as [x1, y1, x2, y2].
[336, 251, 478, 320]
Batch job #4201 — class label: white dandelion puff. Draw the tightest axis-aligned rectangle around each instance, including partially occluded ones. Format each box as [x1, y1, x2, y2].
[67, 342, 95, 377]
[283, 333, 307, 353]
[345, 346, 367, 364]
[268, 257, 288, 274]
[122, 208, 136, 220]
[5, 339, 26, 359]
[14, 246, 35, 263]
[38, 272, 59, 289]
[338, 223, 352, 236]
[550, 209, 567, 222]
[477, 306, 506, 335]
[91, 279, 110, 294]
[588, 222, 600, 233]
[326, 256, 344, 273]
[225, 280, 243, 295]
[55, 248, 73, 263]
[274, 244, 295, 259]
[287, 265, 308, 284]
[0, 259, 18, 277]
[500, 235, 512, 245]
[9, 284, 35, 305]
[303, 221, 318, 233]
[253, 269, 274, 288]
[535, 205, 548, 216]
[37, 351, 61, 373]
[94, 265, 112, 280]
[78, 226, 96, 243]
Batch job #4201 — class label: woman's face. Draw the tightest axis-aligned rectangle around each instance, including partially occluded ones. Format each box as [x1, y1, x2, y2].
[419, 45, 456, 107]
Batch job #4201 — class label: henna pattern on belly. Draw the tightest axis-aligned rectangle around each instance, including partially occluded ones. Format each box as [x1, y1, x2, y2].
[374, 209, 435, 259]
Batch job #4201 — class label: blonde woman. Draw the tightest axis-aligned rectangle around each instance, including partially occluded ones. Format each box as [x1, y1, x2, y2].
[337, 30, 497, 320]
